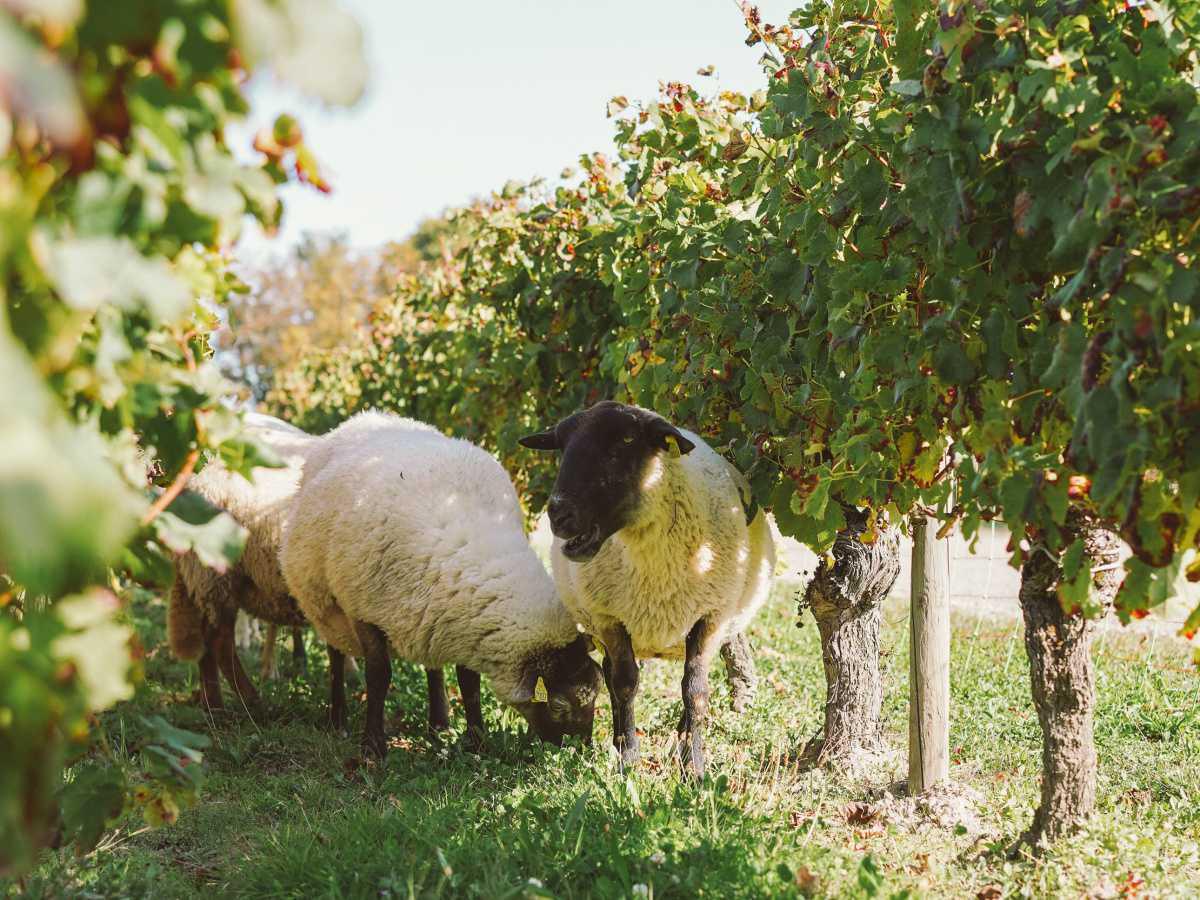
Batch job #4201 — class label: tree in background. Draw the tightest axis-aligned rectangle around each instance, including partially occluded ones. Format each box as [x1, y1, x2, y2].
[0, 0, 364, 872]
[222, 218, 458, 402]
[222, 234, 397, 401]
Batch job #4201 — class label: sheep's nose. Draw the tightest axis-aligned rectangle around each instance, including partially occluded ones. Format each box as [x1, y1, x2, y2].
[548, 494, 579, 536]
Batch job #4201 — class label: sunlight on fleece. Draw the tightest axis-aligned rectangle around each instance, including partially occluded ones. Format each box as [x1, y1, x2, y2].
[693, 542, 715, 575]
[641, 455, 665, 490]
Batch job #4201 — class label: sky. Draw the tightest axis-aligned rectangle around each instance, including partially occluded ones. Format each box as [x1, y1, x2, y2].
[230, 0, 797, 262]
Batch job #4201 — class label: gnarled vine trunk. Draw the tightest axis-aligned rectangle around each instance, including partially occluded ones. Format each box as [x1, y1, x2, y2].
[720, 631, 757, 713]
[1018, 512, 1121, 848]
[799, 507, 902, 767]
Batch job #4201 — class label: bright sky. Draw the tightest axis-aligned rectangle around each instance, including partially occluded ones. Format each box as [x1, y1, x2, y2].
[231, 0, 796, 261]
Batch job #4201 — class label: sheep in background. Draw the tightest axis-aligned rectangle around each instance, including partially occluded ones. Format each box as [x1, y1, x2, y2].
[280, 411, 602, 756]
[167, 413, 317, 709]
[238, 617, 306, 681]
[520, 401, 775, 778]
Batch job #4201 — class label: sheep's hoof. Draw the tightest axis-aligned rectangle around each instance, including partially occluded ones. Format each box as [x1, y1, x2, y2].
[611, 739, 639, 774]
[464, 727, 486, 754]
[191, 689, 225, 712]
[676, 737, 706, 781]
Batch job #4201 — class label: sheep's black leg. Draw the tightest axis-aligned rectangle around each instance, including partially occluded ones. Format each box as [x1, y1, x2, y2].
[354, 621, 392, 757]
[426, 667, 450, 734]
[455, 665, 486, 751]
[328, 646, 347, 731]
[214, 609, 259, 706]
[600, 625, 639, 769]
[678, 618, 715, 779]
[260, 623, 278, 681]
[197, 624, 224, 711]
[292, 627, 308, 675]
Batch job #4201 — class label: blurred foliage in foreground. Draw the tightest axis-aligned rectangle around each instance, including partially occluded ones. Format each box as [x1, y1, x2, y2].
[0, 0, 364, 874]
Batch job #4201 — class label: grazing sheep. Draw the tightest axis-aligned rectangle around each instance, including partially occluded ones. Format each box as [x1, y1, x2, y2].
[520, 401, 775, 777]
[280, 411, 602, 756]
[167, 413, 318, 709]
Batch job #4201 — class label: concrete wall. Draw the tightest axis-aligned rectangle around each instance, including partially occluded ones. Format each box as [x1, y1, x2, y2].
[531, 513, 1198, 636]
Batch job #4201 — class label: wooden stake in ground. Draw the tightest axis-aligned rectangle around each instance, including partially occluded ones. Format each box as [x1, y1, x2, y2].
[799, 506, 901, 768]
[909, 515, 950, 794]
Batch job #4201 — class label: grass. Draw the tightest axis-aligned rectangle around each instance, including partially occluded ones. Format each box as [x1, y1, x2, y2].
[5, 582, 1199, 899]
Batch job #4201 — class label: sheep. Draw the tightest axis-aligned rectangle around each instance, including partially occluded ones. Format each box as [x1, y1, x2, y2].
[167, 413, 318, 710]
[519, 400, 775, 777]
[279, 411, 603, 756]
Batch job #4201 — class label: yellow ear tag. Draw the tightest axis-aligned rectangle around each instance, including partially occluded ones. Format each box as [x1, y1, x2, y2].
[533, 676, 549, 703]
[665, 434, 682, 458]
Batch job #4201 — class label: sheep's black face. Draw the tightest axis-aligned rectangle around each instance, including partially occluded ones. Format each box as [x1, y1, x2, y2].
[517, 635, 602, 745]
[518, 401, 695, 562]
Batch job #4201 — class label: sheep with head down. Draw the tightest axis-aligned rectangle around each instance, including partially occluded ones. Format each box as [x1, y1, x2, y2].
[520, 400, 775, 778]
[280, 411, 601, 756]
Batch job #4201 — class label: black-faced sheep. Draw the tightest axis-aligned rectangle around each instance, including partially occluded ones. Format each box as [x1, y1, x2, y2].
[279, 411, 602, 756]
[520, 401, 775, 777]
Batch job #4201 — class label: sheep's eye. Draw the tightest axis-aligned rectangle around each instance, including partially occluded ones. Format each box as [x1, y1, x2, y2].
[622, 434, 635, 445]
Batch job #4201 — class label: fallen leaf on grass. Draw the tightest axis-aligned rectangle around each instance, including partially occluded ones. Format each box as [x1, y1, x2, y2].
[1120, 788, 1152, 808]
[907, 853, 930, 875]
[976, 885, 1002, 900]
[1119, 871, 1145, 898]
[796, 866, 820, 897]
[844, 802, 879, 825]
[787, 809, 815, 828]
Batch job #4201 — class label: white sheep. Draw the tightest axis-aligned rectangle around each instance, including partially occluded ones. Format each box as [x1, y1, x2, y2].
[279, 411, 602, 755]
[519, 401, 775, 777]
[167, 413, 317, 709]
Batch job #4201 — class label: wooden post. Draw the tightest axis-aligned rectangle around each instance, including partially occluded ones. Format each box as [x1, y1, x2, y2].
[909, 515, 950, 793]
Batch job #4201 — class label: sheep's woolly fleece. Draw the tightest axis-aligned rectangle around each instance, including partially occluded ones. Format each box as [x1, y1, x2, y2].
[551, 426, 775, 660]
[280, 411, 580, 704]
[168, 413, 317, 659]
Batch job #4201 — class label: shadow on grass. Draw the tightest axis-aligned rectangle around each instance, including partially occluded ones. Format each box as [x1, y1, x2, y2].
[226, 752, 786, 899]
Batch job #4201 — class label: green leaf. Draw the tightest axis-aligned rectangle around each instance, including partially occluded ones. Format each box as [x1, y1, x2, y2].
[770, 480, 804, 537]
[46, 237, 190, 321]
[857, 855, 884, 897]
[933, 343, 975, 384]
[889, 79, 923, 97]
[231, 0, 368, 106]
[153, 492, 247, 572]
[59, 765, 127, 854]
[1061, 538, 1085, 581]
[52, 591, 135, 711]
[141, 715, 212, 753]
[999, 473, 1033, 525]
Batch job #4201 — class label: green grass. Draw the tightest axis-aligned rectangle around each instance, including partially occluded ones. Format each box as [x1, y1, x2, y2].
[6, 585, 1199, 899]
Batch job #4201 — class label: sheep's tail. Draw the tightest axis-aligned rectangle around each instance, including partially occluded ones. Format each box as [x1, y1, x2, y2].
[167, 570, 206, 661]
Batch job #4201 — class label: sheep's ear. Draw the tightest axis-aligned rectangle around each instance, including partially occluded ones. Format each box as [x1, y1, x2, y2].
[510, 666, 539, 703]
[518, 429, 559, 451]
[647, 418, 695, 457]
